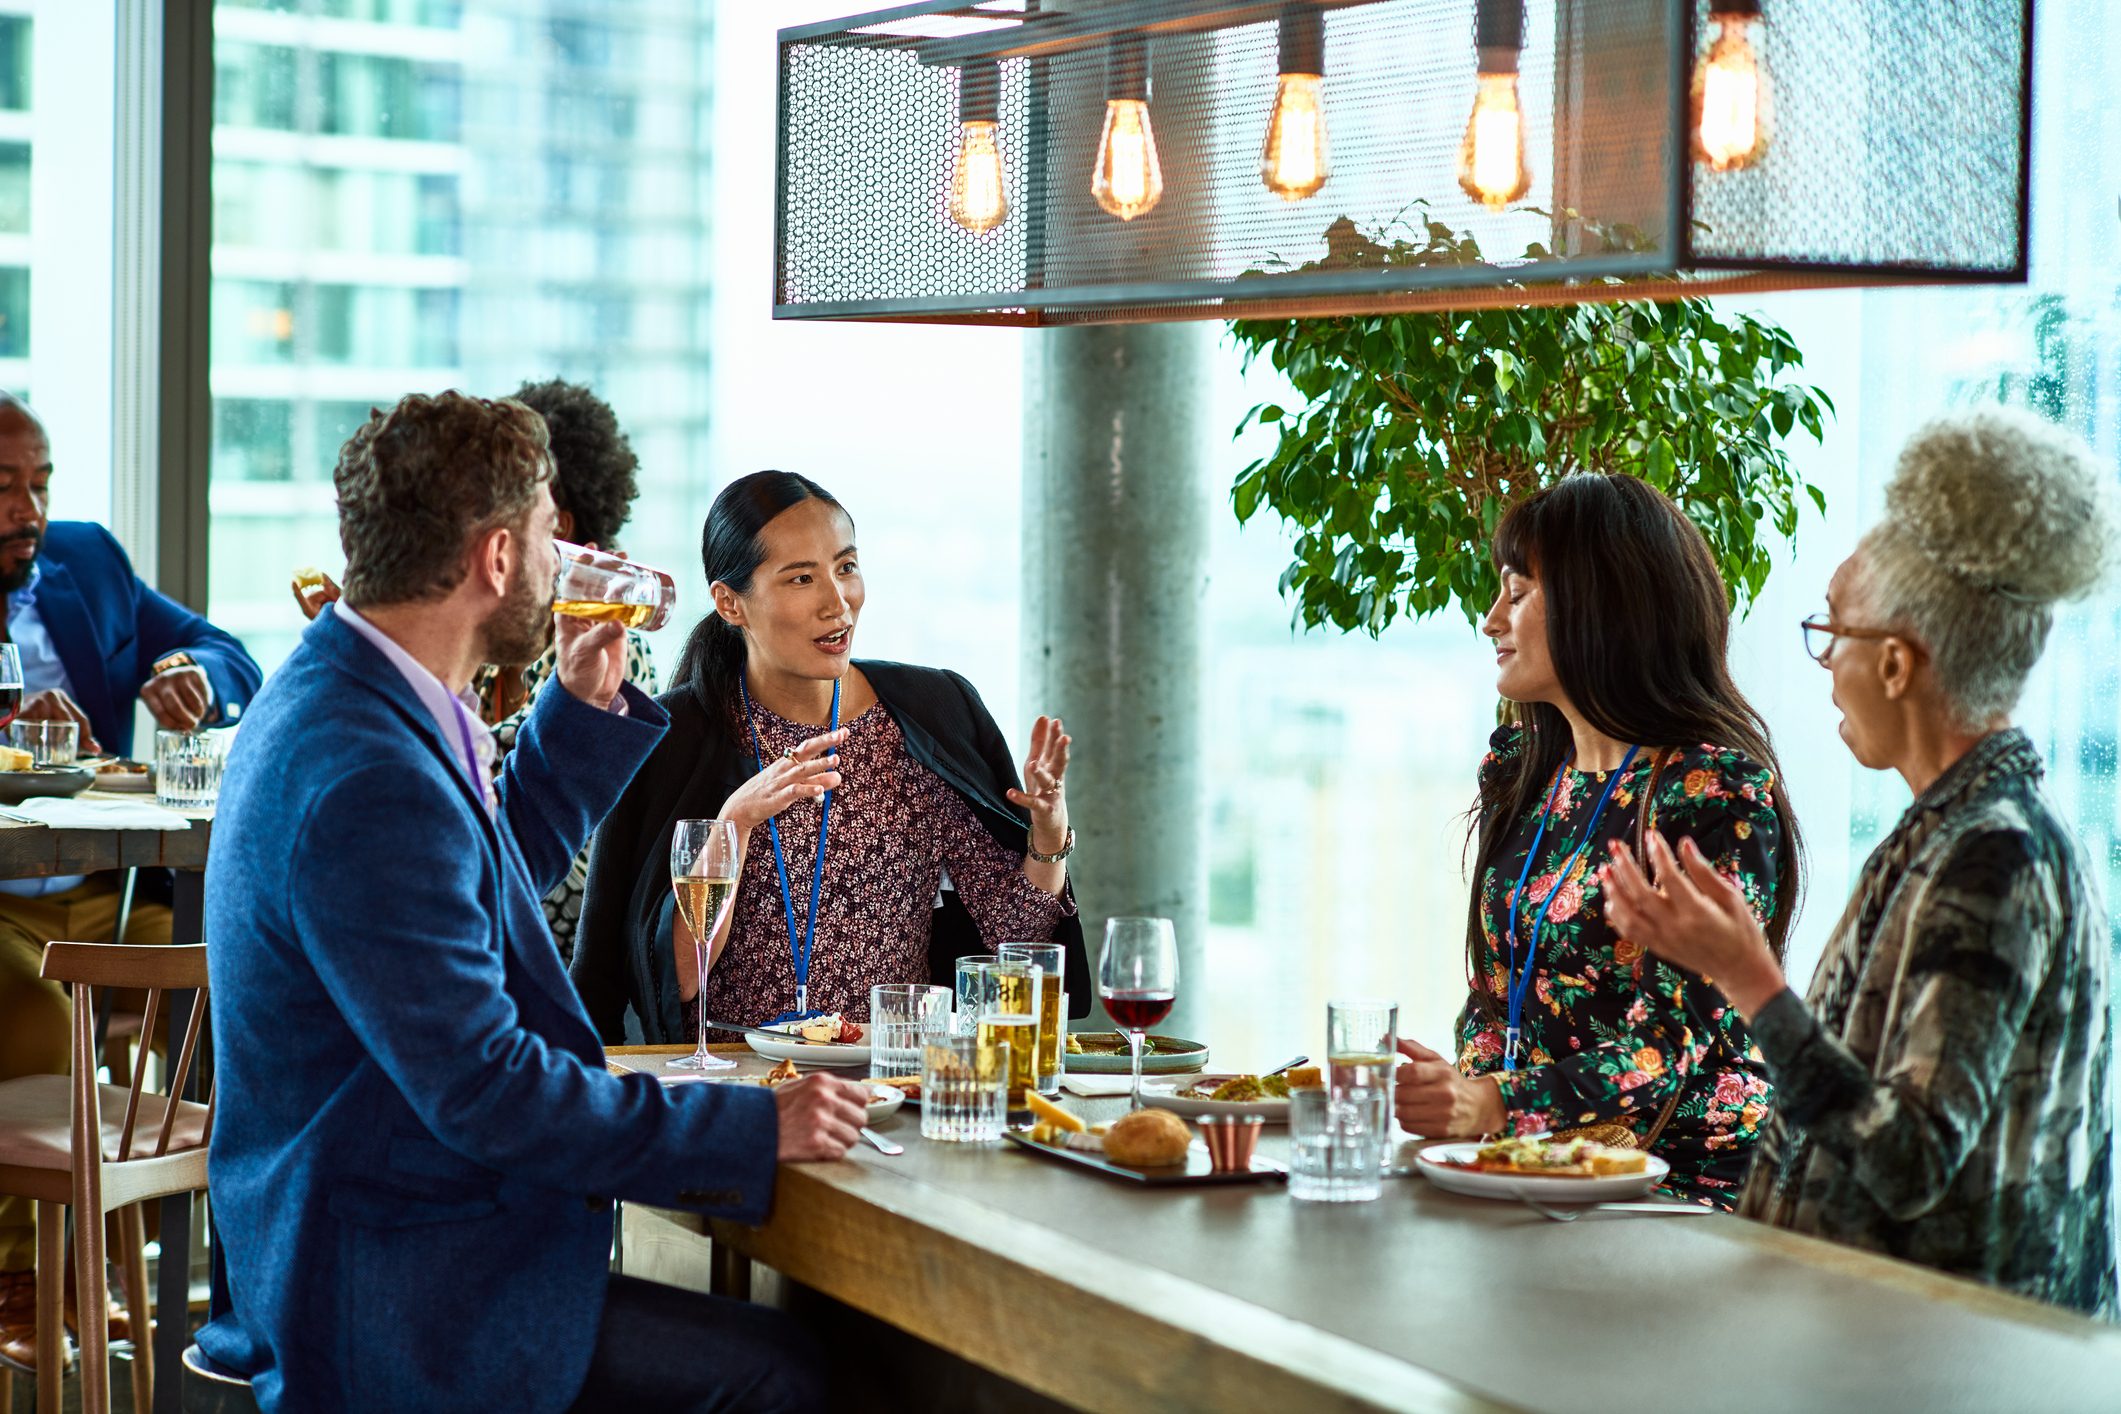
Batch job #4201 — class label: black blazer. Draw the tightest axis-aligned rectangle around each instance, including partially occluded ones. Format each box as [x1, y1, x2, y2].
[572, 659, 1091, 1043]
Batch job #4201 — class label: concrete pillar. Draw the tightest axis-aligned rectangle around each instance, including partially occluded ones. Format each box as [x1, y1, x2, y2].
[1022, 323, 1211, 1038]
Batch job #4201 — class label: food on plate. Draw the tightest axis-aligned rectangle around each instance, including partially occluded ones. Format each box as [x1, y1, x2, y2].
[1024, 1090, 1085, 1134]
[1468, 1136, 1647, 1177]
[1064, 1033, 1084, 1054]
[0, 747, 33, 772]
[94, 759, 149, 777]
[1066, 1031, 1189, 1057]
[869, 1074, 921, 1094]
[1190, 1074, 1290, 1103]
[1282, 1066, 1323, 1090]
[763, 1058, 801, 1085]
[774, 1014, 862, 1045]
[1101, 1108, 1191, 1168]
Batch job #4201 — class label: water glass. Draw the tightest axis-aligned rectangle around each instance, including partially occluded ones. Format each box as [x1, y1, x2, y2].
[9, 720, 76, 766]
[952, 954, 990, 1036]
[1327, 997, 1398, 1165]
[154, 729, 230, 810]
[920, 1034, 1009, 1143]
[1287, 1087, 1385, 1203]
[869, 983, 950, 1079]
[997, 941, 1065, 1095]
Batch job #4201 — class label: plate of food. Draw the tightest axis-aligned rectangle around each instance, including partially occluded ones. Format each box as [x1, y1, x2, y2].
[1414, 1136, 1668, 1202]
[1062, 1031, 1209, 1075]
[84, 758, 153, 793]
[0, 752, 94, 805]
[864, 1073, 1035, 1117]
[741, 1014, 872, 1069]
[1006, 1101, 1284, 1186]
[1138, 1067, 1322, 1123]
[681, 1060, 904, 1123]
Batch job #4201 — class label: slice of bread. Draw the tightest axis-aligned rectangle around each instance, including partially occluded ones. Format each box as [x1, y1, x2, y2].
[0, 746, 33, 772]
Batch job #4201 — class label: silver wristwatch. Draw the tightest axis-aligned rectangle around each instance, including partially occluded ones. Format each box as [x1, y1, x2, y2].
[1026, 826, 1075, 864]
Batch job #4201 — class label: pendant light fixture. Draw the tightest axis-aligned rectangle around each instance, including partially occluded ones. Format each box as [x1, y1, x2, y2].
[1259, 5, 1329, 201]
[1091, 32, 1163, 221]
[947, 62, 1009, 233]
[1457, 0, 1530, 210]
[1693, 1, 1773, 171]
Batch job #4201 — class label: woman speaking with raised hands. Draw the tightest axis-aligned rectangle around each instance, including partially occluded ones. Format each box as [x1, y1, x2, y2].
[573, 470, 1089, 1043]
[1393, 473, 1803, 1209]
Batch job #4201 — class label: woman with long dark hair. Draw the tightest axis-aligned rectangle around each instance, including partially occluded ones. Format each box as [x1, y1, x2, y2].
[1393, 473, 1802, 1208]
[573, 470, 1087, 1042]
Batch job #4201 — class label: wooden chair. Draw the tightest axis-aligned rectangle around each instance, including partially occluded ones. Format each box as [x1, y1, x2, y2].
[0, 942, 212, 1414]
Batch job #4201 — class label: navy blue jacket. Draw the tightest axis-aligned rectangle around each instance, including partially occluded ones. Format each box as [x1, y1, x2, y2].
[25, 521, 260, 755]
[197, 606, 779, 1413]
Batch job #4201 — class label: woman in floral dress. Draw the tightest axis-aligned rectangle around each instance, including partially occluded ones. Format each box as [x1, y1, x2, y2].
[1394, 473, 1802, 1208]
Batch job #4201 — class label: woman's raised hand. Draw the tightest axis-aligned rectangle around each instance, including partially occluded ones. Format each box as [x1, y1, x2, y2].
[1599, 833, 1785, 1020]
[719, 728, 847, 835]
[1006, 714, 1071, 854]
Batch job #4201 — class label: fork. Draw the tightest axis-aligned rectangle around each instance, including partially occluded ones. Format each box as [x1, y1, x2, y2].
[1513, 1190, 1711, 1222]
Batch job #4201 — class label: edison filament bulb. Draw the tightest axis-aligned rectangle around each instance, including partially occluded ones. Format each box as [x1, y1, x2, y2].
[1693, 5, 1773, 171]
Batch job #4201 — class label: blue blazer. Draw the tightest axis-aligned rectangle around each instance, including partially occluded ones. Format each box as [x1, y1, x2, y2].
[32, 521, 261, 756]
[197, 606, 780, 1414]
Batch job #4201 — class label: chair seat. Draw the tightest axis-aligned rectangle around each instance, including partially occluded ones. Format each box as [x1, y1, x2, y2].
[0, 1074, 208, 1171]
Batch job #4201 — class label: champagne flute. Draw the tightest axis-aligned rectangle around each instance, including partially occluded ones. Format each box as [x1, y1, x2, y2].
[1097, 916, 1177, 1110]
[669, 818, 741, 1072]
[0, 643, 23, 732]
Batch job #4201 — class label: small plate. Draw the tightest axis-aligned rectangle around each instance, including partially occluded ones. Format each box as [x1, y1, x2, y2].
[0, 767, 95, 805]
[674, 1076, 904, 1124]
[1140, 1075, 1293, 1123]
[89, 760, 154, 793]
[1413, 1143, 1669, 1202]
[1004, 1131, 1285, 1185]
[1062, 1032, 1209, 1075]
[743, 1022, 872, 1069]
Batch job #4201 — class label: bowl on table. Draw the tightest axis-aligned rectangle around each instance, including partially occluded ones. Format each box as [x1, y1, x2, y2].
[0, 765, 95, 805]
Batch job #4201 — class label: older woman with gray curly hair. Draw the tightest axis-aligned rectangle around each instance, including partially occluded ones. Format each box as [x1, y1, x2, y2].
[1601, 407, 2117, 1317]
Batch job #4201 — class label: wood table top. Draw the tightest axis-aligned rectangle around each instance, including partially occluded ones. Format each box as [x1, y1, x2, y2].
[608, 1046, 2121, 1414]
[0, 790, 212, 877]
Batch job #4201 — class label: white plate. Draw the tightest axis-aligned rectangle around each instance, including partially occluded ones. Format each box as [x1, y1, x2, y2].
[675, 1076, 903, 1124]
[743, 1022, 872, 1069]
[1413, 1142, 1668, 1202]
[1139, 1076, 1293, 1123]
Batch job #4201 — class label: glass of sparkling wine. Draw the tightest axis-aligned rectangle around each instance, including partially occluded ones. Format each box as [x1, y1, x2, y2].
[998, 942, 1066, 1096]
[1097, 916, 1178, 1110]
[976, 958, 1042, 1105]
[553, 540, 677, 632]
[668, 818, 741, 1071]
[1326, 998, 1398, 1166]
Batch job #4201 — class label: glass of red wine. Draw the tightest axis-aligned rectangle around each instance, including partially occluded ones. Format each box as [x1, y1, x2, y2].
[0, 643, 22, 732]
[1097, 916, 1178, 1110]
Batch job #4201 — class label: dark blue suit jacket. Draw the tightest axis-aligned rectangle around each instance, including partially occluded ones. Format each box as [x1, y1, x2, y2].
[198, 606, 779, 1414]
[30, 521, 260, 756]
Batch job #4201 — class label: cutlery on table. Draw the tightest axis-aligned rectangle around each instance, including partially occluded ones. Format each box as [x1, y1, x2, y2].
[1512, 1192, 1711, 1222]
[858, 1127, 903, 1156]
[704, 1018, 839, 1046]
[1266, 1055, 1309, 1076]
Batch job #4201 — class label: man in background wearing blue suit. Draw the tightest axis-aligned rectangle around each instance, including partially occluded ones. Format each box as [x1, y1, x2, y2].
[0, 392, 262, 1367]
[198, 391, 865, 1413]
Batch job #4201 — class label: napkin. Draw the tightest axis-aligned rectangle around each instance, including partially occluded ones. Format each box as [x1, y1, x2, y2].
[1060, 1074, 1142, 1098]
[0, 797, 198, 831]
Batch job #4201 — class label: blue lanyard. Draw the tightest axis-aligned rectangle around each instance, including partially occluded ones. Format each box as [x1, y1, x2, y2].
[738, 676, 839, 1021]
[1502, 745, 1639, 1071]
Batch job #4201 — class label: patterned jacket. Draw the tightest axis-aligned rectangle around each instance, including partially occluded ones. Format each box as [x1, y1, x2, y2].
[1741, 729, 2116, 1318]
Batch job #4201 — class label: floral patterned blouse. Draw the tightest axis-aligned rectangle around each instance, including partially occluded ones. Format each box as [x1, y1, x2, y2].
[1456, 724, 1785, 1208]
[689, 697, 1070, 1035]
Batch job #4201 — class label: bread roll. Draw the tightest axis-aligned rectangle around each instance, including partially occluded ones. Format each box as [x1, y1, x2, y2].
[1102, 1107, 1191, 1167]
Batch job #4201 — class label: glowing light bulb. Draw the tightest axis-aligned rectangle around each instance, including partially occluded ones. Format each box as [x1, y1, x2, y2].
[949, 120, 1008, 233]
[1260, 10, 1328, 201]
[1692, 9, 1772, 171]
[1091, 35, 1162, 221]
[1457, 71, 1530, 210]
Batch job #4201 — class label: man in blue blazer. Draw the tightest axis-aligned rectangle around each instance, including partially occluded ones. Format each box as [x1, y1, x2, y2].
[0, 394, 263, 1366]
[198, 392, 866, 1413]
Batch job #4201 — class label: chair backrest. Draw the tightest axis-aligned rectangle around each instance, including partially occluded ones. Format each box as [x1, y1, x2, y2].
[40, 941, 213, 1162]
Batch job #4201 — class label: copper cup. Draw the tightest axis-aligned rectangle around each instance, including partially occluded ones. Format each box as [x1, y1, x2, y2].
[1197, 1114, 1264, 1173]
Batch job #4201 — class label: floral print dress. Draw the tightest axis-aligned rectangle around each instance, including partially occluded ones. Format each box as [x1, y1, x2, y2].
[1456, 724, 1785, 1208]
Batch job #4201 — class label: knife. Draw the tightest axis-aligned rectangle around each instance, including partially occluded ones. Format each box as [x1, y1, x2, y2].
[704, 1017, 840, 1046]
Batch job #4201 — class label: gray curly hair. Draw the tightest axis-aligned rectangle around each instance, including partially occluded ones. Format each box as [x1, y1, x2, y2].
[1857, 407, 2118, 730]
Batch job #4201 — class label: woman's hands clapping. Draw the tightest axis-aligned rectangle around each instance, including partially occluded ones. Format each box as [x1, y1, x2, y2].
[719, 729, 846, 836]
[1006, 714, 1071, 855]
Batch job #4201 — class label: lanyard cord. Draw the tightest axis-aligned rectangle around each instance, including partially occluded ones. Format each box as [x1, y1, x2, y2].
[738, 676, 839, 1019]
[1502, 744, 1639, 1071]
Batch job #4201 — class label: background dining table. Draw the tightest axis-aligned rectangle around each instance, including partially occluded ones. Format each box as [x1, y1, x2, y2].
[610, 1045, 2121, 1414]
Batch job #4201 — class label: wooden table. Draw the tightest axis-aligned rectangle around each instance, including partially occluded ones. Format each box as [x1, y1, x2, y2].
[610, 1047, 2121, 1414]
[0, 796, 213, 1414]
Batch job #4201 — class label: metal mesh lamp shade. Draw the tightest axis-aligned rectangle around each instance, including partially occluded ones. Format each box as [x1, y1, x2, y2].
[775, 0, 2030, 325]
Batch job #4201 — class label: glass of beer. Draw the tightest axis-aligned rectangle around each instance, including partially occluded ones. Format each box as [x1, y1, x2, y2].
[553, 540, 676, 632]
[998, 942, 1065, 1096]
[975, 957, 1042, 1105]
[668, 818, 741, 1071]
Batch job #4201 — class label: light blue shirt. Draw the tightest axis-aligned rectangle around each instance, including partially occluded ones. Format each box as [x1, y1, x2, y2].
[1, 562, 85, 896]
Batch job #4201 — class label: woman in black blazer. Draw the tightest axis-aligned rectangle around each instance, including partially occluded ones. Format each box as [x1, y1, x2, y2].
[574, 471, 1088, 1044]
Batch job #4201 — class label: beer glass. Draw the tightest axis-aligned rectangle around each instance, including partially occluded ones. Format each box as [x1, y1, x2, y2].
[975, 958, 1041, 1102]
[998, 942, 1065, 1096]
[553, 540, 676, 632]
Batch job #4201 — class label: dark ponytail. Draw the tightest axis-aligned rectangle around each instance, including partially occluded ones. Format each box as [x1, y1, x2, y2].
[673, 470, 848, 716]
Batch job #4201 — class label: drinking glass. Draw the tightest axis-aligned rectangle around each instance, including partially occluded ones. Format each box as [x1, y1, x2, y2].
[1097, 916, 1177, 1110]
[920, 1034, 1009, 1143]
[1287, 1087, 1385, 1202]
[668, 818, 741, 1071]
[869, 983, 950, 1079]
[9, 720, 76, 766]
[1327, 997, 1399, 1169]
[154, 729, 230, 810]
[952, 954, 991, 1036]
[975, 958, 1041, 1102]
[553, 541, 676, 632]
[0, 643, 22, 732]
[998, 942, 1065, 1096]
